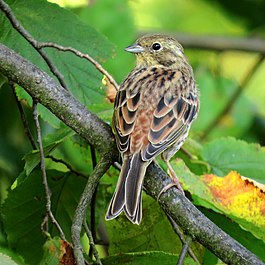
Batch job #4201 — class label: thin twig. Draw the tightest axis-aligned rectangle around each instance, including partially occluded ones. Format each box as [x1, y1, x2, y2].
[33, 100, 66, 240]
[0, 0, 68, 89]
[38, 42, 119, 91]
[177, 236, 193, 265]
[201, 55, 265, 139]
[46, 155, 88, 179]
[12, 85, 89, 179]
[83, 220, 102, 265]
[71, 156, 112, 265]
[89, 145, 98, 258]
[11, 82, 37, 149]
[167, 215, 200, 264]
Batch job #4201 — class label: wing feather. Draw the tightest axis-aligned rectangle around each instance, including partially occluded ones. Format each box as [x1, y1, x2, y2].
[113, 67, 199, 160]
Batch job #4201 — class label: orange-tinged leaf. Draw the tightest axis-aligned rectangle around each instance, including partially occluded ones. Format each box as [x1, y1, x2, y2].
[59, 240, 75, 265]
[202, 171, 265, 239]
[169, 159, 265, 241]
[203, 171, 265, 220]
[40, 237, 75, 265]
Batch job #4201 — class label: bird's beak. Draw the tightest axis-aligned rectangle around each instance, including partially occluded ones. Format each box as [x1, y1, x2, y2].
[124, 44, 145, 54]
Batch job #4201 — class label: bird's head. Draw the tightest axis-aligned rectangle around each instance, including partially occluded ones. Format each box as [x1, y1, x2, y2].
[125, 34, 188, 68]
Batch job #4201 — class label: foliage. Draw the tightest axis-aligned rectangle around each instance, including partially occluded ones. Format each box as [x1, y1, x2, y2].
[0, 0, 265, 264]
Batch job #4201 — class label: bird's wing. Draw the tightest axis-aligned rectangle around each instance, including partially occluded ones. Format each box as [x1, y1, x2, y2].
[113, 67, 148, 153]
[142, 68, 199, 161]
[113, 67, 199, 160]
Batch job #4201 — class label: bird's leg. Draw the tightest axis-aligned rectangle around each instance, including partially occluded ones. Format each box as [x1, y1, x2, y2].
[166, 158, 184, 193]
[157, 151, 185, 201]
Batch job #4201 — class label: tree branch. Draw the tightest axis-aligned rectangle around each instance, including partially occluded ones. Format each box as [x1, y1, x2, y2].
[0, 43, 263, 265]
[71, 156, 111, 265]
[0, 43, 116, 158]
[145, 163, 264, 265]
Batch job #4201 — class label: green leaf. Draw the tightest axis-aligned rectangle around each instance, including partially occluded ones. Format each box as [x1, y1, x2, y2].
[0, 247, 26, 265]
[39, 238, 61, 265]
[39, 237, 74, 265]
[2, 171, 46, 265]
[202, 137, 265, 184]
[199, 207, 265, 263]
[105, 195, 203, 260]
[0, 253, 18, 265]
[23, 127, 74, 175]
[2, 169, 87, 264]
[15, 86, 62, 128]
[102, 251, 197, 265]
[0, 73, 7, 89]
[105, 195, 181, 255]
[0, 0, 115, 126]
[50, 134, 94, 176]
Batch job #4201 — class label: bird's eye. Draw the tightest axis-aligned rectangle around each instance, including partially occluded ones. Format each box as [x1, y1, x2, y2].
[152, 42, 162, 51]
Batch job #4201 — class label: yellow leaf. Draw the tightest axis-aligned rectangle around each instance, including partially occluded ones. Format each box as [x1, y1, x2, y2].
[203, 171, 265, 230]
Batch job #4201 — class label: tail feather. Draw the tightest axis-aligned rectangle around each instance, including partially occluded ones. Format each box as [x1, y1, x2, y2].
[105, 156, 131, 219]
[105, 153, 148, 224]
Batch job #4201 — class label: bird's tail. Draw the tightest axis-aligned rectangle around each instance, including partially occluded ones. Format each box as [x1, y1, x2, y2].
[105, 153, 148, 225]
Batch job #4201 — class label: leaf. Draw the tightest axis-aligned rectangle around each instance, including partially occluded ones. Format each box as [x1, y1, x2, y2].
[199, 207, 265, 263]
[39, 237, 74, 265]
[15, 86, 62, 128]
[2, 169, 87, 264]
[202, 137, 265, 184]
[0, 253, 18, 265]
[0, 247, 26, 265]
[105, 195, 181, 255]
[202, 171, 265, 241]
[0, 73, 7, 89]
[23, 127, 74, 175]
[2, 171, 46, 265]
[105, 195, 203, 260]
[78, 0, 136, 83]
[0, 0, 115, 126]
[170, 158, 265, 242]
[50, 134, 94, 176]
[102, 251, 197, 265]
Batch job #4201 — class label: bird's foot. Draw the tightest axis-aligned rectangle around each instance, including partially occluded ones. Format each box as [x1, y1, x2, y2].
[157, 176, 184, 202]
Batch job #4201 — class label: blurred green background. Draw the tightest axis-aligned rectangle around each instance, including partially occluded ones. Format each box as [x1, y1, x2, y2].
[65, 0, 265, 144]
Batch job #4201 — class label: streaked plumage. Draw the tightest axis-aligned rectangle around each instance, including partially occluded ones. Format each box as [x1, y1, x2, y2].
[106, 34, 199, 224]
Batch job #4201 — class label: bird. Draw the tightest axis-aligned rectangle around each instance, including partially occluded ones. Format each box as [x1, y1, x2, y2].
[105, 34, 199, 225]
